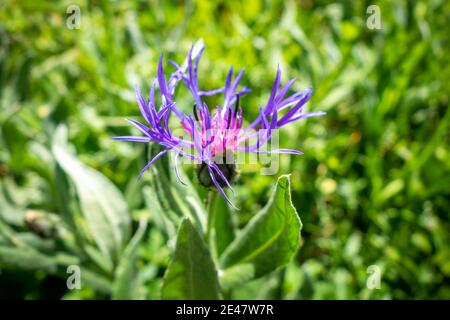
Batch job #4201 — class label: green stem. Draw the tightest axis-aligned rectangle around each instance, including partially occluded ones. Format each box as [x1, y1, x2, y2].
[205, 190, 218, 262]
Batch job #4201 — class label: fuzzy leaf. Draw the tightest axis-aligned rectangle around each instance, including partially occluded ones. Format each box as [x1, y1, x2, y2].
[147, 145, 207, 233]
[220, 175, 302, 277]
[219, 263, 255, 291]
[161, 218, 220, 299]
[214, 196, 236, 257]
[52, 144, 131, 264]
[0, 245, 57, 273]
[112, 218, 148, 299]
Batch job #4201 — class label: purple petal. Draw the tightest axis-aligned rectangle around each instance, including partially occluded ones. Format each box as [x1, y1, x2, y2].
[198, 87, 224, 96]
[126, 118, 152, 137]
[193, 46, 205, 87]
[207, 165, 238, 210]
[187, 45, 194, 83]
[277, 90, 308, 111]
[231, 68, 245, 94]
[266, 66, 282, 111]
[275, 78, 296, 104]
[247, 148, 304, 155]
[209, 162, 235, 194]
[135, 85, 152, 125]
[157, 55, 169, 103]
[277, 88, 313, 126]
[281, 111, 327, 126]
[138, 149, 169, 178]
[237, 87, 251, 96]
[112, 136, 151, 142]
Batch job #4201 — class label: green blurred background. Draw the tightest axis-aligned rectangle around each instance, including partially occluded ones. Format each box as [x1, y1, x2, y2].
[0, 0, 449, 299]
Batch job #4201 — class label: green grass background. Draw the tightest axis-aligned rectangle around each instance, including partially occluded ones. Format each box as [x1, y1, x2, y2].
[0, 0, 449, 299]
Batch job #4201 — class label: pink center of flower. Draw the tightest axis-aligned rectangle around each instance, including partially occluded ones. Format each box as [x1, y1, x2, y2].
[182, 101, 243, 158]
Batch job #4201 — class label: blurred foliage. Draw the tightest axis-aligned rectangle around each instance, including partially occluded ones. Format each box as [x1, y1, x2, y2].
[0, 0, 449, 299]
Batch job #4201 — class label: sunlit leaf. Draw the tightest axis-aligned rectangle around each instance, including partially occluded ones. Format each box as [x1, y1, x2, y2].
[52, 144, 131, 264]
[219, 263, 254, 291]
[214, 196, 236, 257]
[0, 245, 57, 273]
[143, 186, 176, 240]
[220, 175, 302, 277]
[147, 145, 206, 232]
[161, 218, 220, 300]
[112, 218, 148, 299]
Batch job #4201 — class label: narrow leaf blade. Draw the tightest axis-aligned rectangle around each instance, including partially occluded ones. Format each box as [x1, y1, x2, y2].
[112, 218, 148, 299]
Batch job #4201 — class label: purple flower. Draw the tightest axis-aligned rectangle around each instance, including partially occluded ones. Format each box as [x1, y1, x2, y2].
[113, 45, 325, 208]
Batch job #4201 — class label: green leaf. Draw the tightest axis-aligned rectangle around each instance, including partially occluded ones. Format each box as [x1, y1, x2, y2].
[0, 186, 25, 227]
[0, 245, 58, 273]
[84, 245, 114, 274]
[80, 268, 113, 295]
[143, 186, 176, 240]
[219, 263, 255, 291]
[148, 145, 206, 232]
[161, 218, 220, 300]
[214, 196, 236, 257]
[52, 144, 131, 264]
[112, 218, 148, 300]
[220, 175, 302, 278]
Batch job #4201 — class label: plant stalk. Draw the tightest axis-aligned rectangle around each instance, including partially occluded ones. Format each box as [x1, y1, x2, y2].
[205, 190, 218, 263]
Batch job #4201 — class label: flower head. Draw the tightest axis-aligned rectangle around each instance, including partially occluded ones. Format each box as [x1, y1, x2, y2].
[113, 45, 325, 208]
